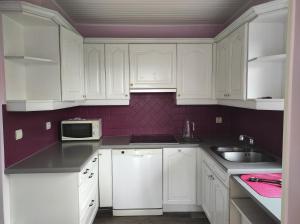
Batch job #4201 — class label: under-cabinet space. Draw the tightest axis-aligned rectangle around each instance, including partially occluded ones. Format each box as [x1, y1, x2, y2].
[2, 13, 61, 102]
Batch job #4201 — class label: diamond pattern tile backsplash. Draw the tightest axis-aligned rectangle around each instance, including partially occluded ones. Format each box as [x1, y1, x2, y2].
[77, 93, 231, 137]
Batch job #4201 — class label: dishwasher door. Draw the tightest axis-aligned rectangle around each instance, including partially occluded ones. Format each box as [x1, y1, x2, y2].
[112, 149, 163, 210]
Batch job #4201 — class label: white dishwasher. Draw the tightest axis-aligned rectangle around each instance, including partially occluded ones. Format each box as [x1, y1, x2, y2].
[112, 149, 163, 216]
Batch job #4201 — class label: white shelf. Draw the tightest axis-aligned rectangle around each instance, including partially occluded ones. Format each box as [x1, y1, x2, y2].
[248, 54, 286, 63]
[231, 199, 277, 224]
[6, 100, 82, 111]
[218, 99, 284, 111]
[5, 56, 55, 64]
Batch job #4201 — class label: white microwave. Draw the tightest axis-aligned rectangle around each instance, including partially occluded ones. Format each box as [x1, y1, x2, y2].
[61, 119, 102, 141]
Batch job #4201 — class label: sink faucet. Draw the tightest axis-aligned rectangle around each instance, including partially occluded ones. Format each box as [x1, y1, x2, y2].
[239, 135, 255, 150]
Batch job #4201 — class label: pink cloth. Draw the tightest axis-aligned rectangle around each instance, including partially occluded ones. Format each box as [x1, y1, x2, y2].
[240, 173, 282, 198]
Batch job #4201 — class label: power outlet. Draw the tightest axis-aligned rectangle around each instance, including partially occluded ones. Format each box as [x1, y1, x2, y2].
[216, 117, 223, 124]
[46, 121, 52, 130]
[15, 129, 23, 141]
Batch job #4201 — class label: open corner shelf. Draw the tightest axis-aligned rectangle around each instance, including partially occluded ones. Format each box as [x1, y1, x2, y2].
[5, 56, 55, 64]
[248, 54, 286, 63]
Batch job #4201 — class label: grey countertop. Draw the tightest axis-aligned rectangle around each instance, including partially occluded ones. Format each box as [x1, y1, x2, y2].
[5, 135, 282, 174]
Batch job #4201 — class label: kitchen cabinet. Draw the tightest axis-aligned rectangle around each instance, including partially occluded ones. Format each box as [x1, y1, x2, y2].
[163, 148, 197, 205]
[98, 149, 113, 207]
[202, 162, 214, 222]
[129, 44, 176, 90]
[83, 44, 130, 105]
[60, 26, 85, 101]
[177, 44, 215, 105]
[84, 44, 106, 100]
[105, 44, 130, 100]
[215, 24, 247, 100]
[9, 154, 99, 224]
[202, 152, 229, 224]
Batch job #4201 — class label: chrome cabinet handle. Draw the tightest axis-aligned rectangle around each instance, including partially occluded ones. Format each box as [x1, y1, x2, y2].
[83, 169, 89, 174]
[89, 173, 94, 178]
[92, 158, 97, 162]
[89, 200, 95, 207]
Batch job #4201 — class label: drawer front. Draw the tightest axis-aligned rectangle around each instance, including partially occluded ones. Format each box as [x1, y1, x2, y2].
[79, 155, 98, 185]
[79, 163, 98, 211]
[202, 151, 229, 186]
[80, 186, 98, 224]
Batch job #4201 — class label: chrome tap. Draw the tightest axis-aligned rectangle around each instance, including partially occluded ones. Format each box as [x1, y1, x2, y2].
[239, 134, 255, 150]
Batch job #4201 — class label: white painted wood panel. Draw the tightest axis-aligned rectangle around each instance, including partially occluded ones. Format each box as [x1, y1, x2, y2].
[60, 26, 85, 101]
[228, 24, 247, 100]
[84, 44, 106, 99]
[213, 177, 229, 224]
[163, 148, 196, 205]
[98, 149, 113, 207]
[105, 44, 130, 100]
[177, 44, 213, 101]
[202, 162, 214, 222]
[215, 38, 229, 99]
[130, 44, 176, 89]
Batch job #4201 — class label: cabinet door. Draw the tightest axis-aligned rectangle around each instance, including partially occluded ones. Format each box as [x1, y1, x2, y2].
[213, 177, 229, 224]
[98, 149, 113, 207]
[177, 44, 213, 100]
[215, 39, 230, 99]
[163, 148, 196, 205]
[60, 26, 85, 101]
[202, 162, 214, 223]
[196, 149, 202, 206]
[105, 44, 130, 100]
[130, 44, 176, 89]
[84, 44, 106, 100]
[228, 24, 247, 100]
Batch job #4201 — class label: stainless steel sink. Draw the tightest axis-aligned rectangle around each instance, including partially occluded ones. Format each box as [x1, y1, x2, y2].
[211, 146, 246, 152]
[218, 151, 276, 163]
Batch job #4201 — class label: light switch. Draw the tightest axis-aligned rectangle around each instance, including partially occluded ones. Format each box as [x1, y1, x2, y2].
[216, 117, 223, 124]
[46, 121, 51, 130]
[15, 129, 23, 140]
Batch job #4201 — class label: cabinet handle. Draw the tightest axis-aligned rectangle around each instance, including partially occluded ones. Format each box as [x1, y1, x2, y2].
[83, 169, 89, 174]
[178, 149, 182, 152]
[125, 94, 128, 97]
[89, 200, 95, 207]
[130, 83, 133, 86]
[92, 158, 97, 162]
[89, 173, 94, 178]
[177, 94, 180, 97]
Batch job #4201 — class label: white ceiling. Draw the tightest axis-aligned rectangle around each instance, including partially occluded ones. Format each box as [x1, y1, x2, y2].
[55, 0, 251, 25]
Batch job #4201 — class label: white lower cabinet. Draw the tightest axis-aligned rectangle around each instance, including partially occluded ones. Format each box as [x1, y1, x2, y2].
[202, 152, 229, 224]
[98, 149, 113, 207]
[163, 147, 203, 212]
[9, 154, 99, 224]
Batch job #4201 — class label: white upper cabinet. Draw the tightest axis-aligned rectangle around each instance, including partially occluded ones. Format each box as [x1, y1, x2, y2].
[105, 44, 130, 100]
[215, 38, 230, 99]
[163, 148, 196, 205]
[177, 44, 213, 104]
[215, 24, 247, 100]
[84, 44, 106, 100]
[228, 25, 247, 100]
[129, 44, 176, 89]
[60, 26, 85, 101]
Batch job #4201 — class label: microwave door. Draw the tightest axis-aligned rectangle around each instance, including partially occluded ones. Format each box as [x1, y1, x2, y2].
[62, 124, 93, 138]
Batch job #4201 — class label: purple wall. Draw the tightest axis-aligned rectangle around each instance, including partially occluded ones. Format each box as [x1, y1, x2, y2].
[77, 93, 231, 137]
[2, 106, 79, 167]
[230, 108, 284, 157]
[2, 93, 284, 167]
